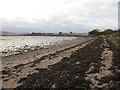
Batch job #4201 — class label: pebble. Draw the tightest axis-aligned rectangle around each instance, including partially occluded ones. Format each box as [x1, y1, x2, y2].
[76, 76, 79, 79]
[75, 62, 80, 65]
[51, 84, 56, 88]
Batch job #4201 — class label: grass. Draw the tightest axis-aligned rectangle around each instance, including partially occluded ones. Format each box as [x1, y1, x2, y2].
[107, 33, 120, 49]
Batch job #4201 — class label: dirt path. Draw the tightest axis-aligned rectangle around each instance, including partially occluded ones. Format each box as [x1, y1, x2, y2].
[2, 38, 94, 88]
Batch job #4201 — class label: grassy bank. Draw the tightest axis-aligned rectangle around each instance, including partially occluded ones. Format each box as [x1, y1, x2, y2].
[88, 29, 120, 48]
[107, 33, 120, 49]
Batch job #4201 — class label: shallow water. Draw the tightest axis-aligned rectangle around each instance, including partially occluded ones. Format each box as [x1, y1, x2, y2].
[0, 36, 78, 57]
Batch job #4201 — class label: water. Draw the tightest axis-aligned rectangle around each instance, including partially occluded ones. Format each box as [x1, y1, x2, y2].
[0, 36, 78, 57]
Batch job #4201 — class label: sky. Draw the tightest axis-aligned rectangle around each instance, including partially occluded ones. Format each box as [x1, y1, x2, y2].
[0, 0, 119, 33]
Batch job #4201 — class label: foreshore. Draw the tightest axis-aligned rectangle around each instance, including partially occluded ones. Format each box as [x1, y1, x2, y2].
[2, 36, 120, 89]
[2, 37, 93, 88]
[2, 37, 92, 68]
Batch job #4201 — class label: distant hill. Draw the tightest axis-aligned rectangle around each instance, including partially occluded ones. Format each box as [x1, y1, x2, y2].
[0, 31, 18, 35]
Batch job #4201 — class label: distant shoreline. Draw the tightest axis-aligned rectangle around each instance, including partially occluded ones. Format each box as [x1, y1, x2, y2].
[1, 34, 88, 37]
[1, 32, 88, 37]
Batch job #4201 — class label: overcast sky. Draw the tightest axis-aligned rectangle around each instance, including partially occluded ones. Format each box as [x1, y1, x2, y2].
[0, 0, 119, 33]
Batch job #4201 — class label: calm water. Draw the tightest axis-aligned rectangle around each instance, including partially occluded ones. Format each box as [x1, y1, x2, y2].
[0, 36, 78, 56]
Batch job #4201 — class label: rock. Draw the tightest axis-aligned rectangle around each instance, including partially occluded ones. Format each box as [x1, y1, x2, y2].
[51, 84, 56, 88]
[75, 62, 80, 65]
[76, 76, 79, 79]
[87, 66, 94, 73]
[24, 50, 27, 52]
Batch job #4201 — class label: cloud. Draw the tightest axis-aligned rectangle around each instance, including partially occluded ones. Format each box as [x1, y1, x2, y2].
[1, 0, 118, 33]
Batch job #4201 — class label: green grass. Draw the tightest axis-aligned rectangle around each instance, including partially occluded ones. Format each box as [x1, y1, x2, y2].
[108, 34, 120, 49]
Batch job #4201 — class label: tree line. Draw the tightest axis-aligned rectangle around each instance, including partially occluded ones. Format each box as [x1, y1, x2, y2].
[89, 29, 120, 36]
[25, 32, 87, 37]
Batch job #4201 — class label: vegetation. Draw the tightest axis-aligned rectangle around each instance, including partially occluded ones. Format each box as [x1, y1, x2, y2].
[89, 29, 120, 48]
[89, 29, 119, 36]
[25, 32, 88, 37]
[108, 32, 120, 49]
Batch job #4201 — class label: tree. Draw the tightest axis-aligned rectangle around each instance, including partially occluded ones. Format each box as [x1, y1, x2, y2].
[59, 32, 63, 34]
[89, 29, 100, 36]
[104, 29, 114, 34]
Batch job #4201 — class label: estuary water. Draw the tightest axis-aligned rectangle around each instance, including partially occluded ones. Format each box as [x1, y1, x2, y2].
[0, 36, 78, 57]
